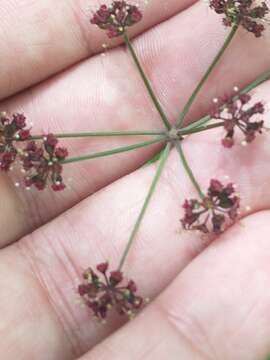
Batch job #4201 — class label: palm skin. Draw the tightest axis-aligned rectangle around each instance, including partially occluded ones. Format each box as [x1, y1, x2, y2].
[0, 0, 270, 359]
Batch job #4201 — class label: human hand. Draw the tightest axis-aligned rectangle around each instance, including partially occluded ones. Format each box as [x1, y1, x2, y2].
[0, 1, 270, 359]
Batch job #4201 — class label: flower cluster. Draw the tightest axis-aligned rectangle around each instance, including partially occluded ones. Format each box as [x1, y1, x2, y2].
[20, 134, 68, 191]
[210, 93, 265, 148]
[209, 0, 269, 37]
[78, 262, 144, 321]
[0, 112, 68, 191]
[181, 179, 240, 234]
[90, 1, 143, 38]
[0, 112, 30, 171]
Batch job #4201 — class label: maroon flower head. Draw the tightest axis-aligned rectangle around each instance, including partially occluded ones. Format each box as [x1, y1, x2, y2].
[0, 112, 31, 171]
[181, 179, 240, 234]
[78, 262, 144, 321]
[0, 151, 17, 171]
[90, 1, 143, 38]
[210, 93, 265, 147]
[97, 262, 109, 274]
[13, 113, 27, 129]
[20, 134, 68, 191]
[209, 0, 269, 37]
[19, 129, 31, 141]
[45, 133, 58, 148]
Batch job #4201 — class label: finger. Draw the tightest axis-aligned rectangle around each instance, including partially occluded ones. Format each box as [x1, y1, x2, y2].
[1, 1, 270, 245]
[81, 211, 270, 360]
[0, 0, 195, 100]
[1, 88, 270, 359]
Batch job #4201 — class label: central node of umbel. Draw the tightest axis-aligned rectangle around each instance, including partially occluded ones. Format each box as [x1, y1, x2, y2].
[167, 127, 181, 141]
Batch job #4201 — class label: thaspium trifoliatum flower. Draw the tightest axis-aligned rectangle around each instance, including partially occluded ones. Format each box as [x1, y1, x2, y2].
[0, 0, 269, 322]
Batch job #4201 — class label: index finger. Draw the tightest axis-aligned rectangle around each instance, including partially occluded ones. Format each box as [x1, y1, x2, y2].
[0, 0, 195, 100]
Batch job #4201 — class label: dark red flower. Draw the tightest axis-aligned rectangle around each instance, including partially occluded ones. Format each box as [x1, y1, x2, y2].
[0, 112, 31, 171]
[78, 262, 144, 321]
[20, 134, 68, 191]
[90, 2, 143, 38]
[13, 113, 26, 129]
[181, 179, 240, 234]
[97, 262, 109, 274]
[55, 147, 69, 160]
[210, 93, 265, 147]
[0, 151, 17, 171]
[18, 129, 31, 141]
[209, 0, 269, 37]
[45, 133, 58, 148]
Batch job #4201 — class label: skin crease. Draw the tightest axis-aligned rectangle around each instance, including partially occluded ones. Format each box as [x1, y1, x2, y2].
[1, 0, 270, 246]
[0, 1, 270, 360]
[0, 0, 196, 99]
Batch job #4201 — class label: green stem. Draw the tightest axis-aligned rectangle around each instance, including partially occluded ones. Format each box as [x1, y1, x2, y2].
[61, 136, 166, 164]
[180, 115, 212, 133]
[180, 68, 270, 133]
[175, 141, 204, 199]
[176, 24, 239, 128]
[123, 32, 171, 130]
[29, 130, 165, 141]
[144, 122, 226, 167]
[118, 143, 171, 270]
[238, 68, 270, 95]
[179, 121, 225, 136]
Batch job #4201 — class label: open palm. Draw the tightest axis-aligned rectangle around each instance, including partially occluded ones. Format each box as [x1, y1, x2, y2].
[1, 1, 270, 359]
